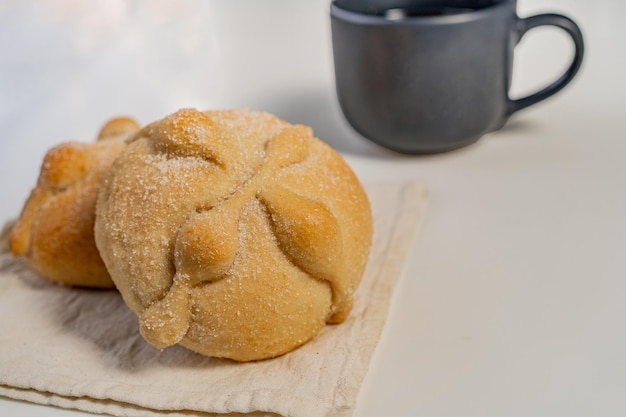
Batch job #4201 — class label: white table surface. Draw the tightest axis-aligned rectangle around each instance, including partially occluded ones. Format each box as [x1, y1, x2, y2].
[1, 0, 625, 416]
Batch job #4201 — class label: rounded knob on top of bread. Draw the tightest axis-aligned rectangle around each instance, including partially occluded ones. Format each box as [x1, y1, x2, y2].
[94, 108, 373, 361]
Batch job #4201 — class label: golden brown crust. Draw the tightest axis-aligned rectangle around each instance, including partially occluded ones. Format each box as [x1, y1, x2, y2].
[97, 116, 142, 141]
[9, 117, 140, 288]
[95, 109, 372, 361]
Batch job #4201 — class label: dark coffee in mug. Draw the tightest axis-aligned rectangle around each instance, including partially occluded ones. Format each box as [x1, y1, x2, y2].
[374, 0, 496, 18]
[383, 7, 478, 18]
[331, 0, 584, 154]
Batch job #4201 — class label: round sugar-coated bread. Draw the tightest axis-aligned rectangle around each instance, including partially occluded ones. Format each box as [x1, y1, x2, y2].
[9, 117, 140, 288]
[94, 108, 373, 361]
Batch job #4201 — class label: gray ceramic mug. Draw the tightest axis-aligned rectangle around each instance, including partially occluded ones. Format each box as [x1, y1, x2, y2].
[330, 0, 585, 154]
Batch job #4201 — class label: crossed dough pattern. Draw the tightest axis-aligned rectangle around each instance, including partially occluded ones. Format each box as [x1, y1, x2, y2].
[95, 109, 373, 361]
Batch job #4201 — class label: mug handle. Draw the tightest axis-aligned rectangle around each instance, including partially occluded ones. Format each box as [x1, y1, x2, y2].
[508, 13, 585, 115]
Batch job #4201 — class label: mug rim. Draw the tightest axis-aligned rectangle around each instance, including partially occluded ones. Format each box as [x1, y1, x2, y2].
[330, 0, 514, 25]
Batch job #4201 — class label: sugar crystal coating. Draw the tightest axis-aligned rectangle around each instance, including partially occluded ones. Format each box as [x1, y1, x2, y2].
[95, 109, 373, 361]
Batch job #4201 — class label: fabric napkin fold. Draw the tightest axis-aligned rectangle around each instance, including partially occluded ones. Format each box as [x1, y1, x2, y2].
[0, 182, 427, 417]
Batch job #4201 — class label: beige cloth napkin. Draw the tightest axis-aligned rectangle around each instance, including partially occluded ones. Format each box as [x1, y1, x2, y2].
[0, 182, 427, 417]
